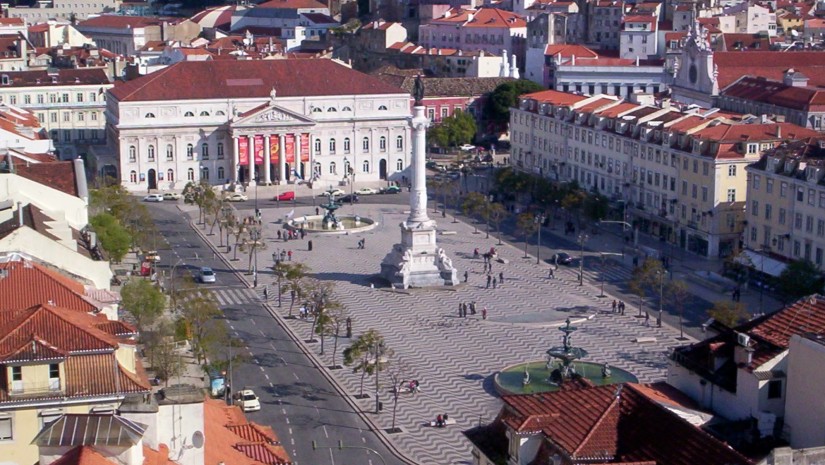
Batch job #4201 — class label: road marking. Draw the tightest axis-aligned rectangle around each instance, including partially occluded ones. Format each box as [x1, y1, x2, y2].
[259, 330, 266, 336]
[292, 372, 299, 381]
[229, 324, 235, 330]
[259, 366, 265, 372]
[282, 408, 287, 415]
[264, 374, 269, 380]
[285, 417, 290, 424]
[361, 437, 366, 443]
[322, 424, 328, 439]
[291, 437, 295, 446]
[253, 358, 260, 365]
[288, 427, 292, 436]
[327, 449, 335, 465]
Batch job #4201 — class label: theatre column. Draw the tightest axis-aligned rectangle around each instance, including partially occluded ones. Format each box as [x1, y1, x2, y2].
[249, 135, 257, 186]
[264, 135, 272, 185]
[233, 136, 240, 182]
[279, 134, 286, 184]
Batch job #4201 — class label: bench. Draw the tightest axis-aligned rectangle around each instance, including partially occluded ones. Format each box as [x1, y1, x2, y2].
[633, 337, 658, 344]
[496, 257, 509, 264]
[440, 230, 457, 236]
[428, 418, 457, 427]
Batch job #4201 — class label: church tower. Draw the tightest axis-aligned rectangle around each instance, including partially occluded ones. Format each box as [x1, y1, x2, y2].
[670, 17, 718, 108]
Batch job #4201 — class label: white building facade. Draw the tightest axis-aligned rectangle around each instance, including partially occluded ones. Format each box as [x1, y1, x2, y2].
[107, 59, 412, 192]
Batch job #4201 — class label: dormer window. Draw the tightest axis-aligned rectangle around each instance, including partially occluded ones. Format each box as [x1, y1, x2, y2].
[747, 143, 758, 154]
[327, 107, 337, 112]
[199, 111, 209, 116]
[378, 105, 388, 111]
[145, 113, 155, 118]
[1, 75, 8, 85]
[342, 106, 352, 111]
[184, 111, 194, 117]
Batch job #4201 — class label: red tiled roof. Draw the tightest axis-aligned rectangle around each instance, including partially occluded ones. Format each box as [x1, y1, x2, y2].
[0, 259, 97, 313]
[721, 75, 825, 110]
[751, 295, 825, 349]
[14, 159, 79, 197]
[77, 15, 162, 29]
[544, 44, 598, 58]
[0, 68, 110, 87]
[715, 51, 825, 87]
[205, 398, 291, 465]
[522, 89, 589, 106]
[463, 8, 527, 28]
[64, 353, 150, 397]
[0, 18, 24, 26]
[49, 446, 114, 465]
[109, 59, 405, 102]
[143, 444, 178, 465]
[256, 0, 327, 9]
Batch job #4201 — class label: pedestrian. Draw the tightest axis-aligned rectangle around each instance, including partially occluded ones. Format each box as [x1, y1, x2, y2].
[548, 268, 554, 279]
[612, 299, 617, 313]
[287, 250, 293, 261]
[486, 275, 491, 288]
[499, 272, 504, 284]
[473, 248, 480, 259]
[308, 240, 313, 251]
[263, 286, 268, 300]
[620, 301, 626, 315]
[489, 262, 493, 274]
[458, 303, 463, 318]
[463, 270, 469, 283]
[315, 207, 320, 216]
[362, 238, 366, 248]
[277, 230, 282, 239]
[470, 302, 476, 315]
[463, 303, 468, 318]
[492, 277, 497, 289]
[300, 230, 306, 240]
[644, 312, 650, 327]
[482, 307, 488, 320]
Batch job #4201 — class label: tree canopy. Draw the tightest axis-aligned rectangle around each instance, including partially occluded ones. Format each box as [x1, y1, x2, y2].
[427, 110, 477, 148]
[121, 278, 165, 332]
[776, 259, 824, 301]
[89, 213, 132, 263]
[485, 80, 545, 125]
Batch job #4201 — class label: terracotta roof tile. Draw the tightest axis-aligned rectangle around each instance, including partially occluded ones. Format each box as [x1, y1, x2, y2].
[108, 60, 405, 102]
[77, 15, 162, 29]
[544, 44, 599, 58]
[205, 398, 291, 465]
[522, 89, 589, 106]
[14, 160, 79, 197]
[715, 51, 825, 88]
[48, 446, 115, 465]
[256, 0, 327, 9]
[0, 259, 97, 313]
[0, 68, 110, 87]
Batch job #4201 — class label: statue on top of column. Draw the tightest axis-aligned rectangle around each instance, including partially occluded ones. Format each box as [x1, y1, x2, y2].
[413, 75, 425, 107]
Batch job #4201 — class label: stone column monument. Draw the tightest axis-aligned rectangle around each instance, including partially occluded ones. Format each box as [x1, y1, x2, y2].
[380, 76, 458, 288]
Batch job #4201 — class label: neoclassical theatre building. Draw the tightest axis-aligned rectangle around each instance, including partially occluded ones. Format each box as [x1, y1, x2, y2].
[106, 59, 413, 191]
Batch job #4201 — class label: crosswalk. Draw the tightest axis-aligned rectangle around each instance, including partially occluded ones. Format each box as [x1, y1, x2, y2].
[208, 286, 264, 306]
[555, 256, 633, 285]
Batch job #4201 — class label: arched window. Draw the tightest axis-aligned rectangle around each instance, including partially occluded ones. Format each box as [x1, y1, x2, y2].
[312, 107, 322, 113]
[167, 169, 174, 181]
[201, 143, 209, 159]
[327, 107, 337, 112]
[186, 144, 194, 160]
[329, 161, 336, 174]
[128, 145, 136, 162]
[342, 106, 352, 112]
[200, 111, 210, 116]
[202, 167, 209, 180]
[147, 145, 155, 161]
[129, 170, 137, 183]
[329, 139, 336, 153]
[343, 138, 350, 153]
[187, 168, 194, 181]
[166, 144, 173, 161]
[314, 139, 321, 153]
[396, 159, 403, 171]
[362, 137, 369, 152]
[145, 113, 155, 118]
[396, 136, 403, 151]
[217, 142, 224, 159]
[344, 160, 351, 175]
[218, 166, 225, 180]
[378, 105, 388, 110]
[379, 136, 386, 151]
[184, 111, 194, 117]
[216, 110, 226, 116]
[362, 160, 369, 172]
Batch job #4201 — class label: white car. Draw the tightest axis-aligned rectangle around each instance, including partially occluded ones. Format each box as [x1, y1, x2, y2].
[234, 389, 261, 412]
[319, 189, 345, 197]
[143, 194, 164, 202]
[162, 192, 181, 201]
[198, 267, 216, 283]
[356, 187, 378, 195]
[459, 144, 476, 151]
[224, 193, 248, 202]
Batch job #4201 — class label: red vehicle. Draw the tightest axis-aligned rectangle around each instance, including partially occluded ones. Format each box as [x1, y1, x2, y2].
[276, 191, 295, 201]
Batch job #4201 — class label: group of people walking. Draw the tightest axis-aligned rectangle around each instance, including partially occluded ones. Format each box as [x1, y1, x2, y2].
[611, 299, 626, 315]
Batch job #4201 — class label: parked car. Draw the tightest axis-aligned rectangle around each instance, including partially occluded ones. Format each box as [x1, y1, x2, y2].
[553, 252, 575, 265]
[224, 193, 248, 202]
[339, 194, 360, 203]
[198, 267, 216, 283]
[460, 144, 476, 151]
[234, 389, 261, 412]
[143, 194, 164, 202]
[356, 187, 378, 195]
[143, 251, 161, 263]
[162, 192, 181, 201]
[380, 185, 402, 194]
[276, 191, 295, 201]
[319, 188, 345, 197]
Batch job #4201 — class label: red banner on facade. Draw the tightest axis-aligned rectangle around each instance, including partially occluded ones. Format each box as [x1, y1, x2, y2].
[300, 133, 310, 162]
[269, 135, 280, 163]
[238, 136, 249, 166]
[285, 134, 295, 164]
[254, 134, 264, 164]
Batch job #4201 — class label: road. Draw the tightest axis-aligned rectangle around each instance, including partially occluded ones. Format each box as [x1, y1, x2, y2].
[148, 204, 406, 465]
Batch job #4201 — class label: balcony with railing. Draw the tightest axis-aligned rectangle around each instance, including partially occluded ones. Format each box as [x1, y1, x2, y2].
[7, 378, 62, 397]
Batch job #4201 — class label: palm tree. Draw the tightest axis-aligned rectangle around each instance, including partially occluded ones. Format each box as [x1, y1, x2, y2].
[516, 213, 537, 258]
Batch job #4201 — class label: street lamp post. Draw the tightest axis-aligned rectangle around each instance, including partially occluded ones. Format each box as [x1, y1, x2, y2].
[534, 213, 546, 264]
[657, 270, 664, 327]
[578, 233, 588, 286]
[170, 258, 184, 311]
[374, 340, 383, 414]
[485, 194, 493, 239]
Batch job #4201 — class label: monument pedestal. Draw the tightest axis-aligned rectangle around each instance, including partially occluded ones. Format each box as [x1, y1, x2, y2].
[380, 220, 458, 289]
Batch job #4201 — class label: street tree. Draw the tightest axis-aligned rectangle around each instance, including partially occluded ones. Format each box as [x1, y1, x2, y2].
[666, 279, 691, 339]
[343, 329, 386, 399]
[516, 212, 538, 258]
[485, 80, 544, 126]
[315, 297, 343, 355]
[272, 262, 311, 317]
[488, 202, 508, 245]
[461, 192, 486, 233]
[776, 259, 825, 302]
[89, 213, 132, 262]
[145, 317, 185, 386]
[561, 190, 587, 227]
[708, 300, 750, 328]
[385, 358, 410, 434]
[323, 304, 349, 369]
[628, 258, 665, 319]
[183, 181, 217, 226]
[303, 279, 335, 343]
[121, 278, 165, 332]
[178, 285, 223, 363]
[583, 193, 610, 223]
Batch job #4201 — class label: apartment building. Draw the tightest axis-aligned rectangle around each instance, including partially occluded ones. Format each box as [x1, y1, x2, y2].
[744, 137, 825, 270]
[0, 68, 112, 160]
[510, 89, 820, 257]
[3, 0, 121, 23]
[418, 7, 527, 58]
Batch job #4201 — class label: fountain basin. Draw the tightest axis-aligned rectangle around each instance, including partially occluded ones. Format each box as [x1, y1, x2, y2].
[284, 214, 378, 235]
[494, 360, 638, 396]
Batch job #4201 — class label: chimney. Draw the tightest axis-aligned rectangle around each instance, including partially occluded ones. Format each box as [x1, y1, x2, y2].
[16, 201, 22, 227]
[636, 56, 639, 66]
[776, 125, 782, 138]
[73, 157, 89, 204]
[571, 54, 575, 66]
[510, 53, 519, 79]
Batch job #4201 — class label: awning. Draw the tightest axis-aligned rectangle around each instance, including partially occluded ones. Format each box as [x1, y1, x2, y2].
[734, 250, 788, 278]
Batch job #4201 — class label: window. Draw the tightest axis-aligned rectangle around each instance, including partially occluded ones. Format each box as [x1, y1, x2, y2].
[50, 113, 57, 123]
[184, 111, 194, 117]
[727, 188, 736, 202]
[327, 107, 337, 112]
[765, 204, 772, 220]
[8, 95, 14, 105]
[362, 137, 369, 152]
[202, 167, 209, 180]
[703, 162, 709, 175]
[147, 145, 155, 161]
[342, 106, 351, 112]
[343, 138, 350, 153]
[78, 112, 84, 121]
[795, 213, 803, 230]
[24, 94, 30, 104]
[753, 174, 760, 190]
[186, 144, 194, 160]
[216, 111, 225, 116]
[61, 93, 68, 103]
[780, 182, 787, 197]
[727, 164, 736, 177]
[49, 363, 59, 379]
[779, 208, 786, 225]
[187, 168, 194, 181]
[200, 111, 209, 116]
[0, 416, 12, 441]
[37, 94, 44, 104]
[362, 160, 369, 172]
[378, 105, 388, 110]
[167, 169, 174, 182]
[166, 144, 173, 161]
[766, 178, 773, 193]
[396, 159, 403, 171]
[128, 146, 136, 162]
[819, 219, 825, 237]
[379, 136, 386, 152]
[809, 189, 816, 205]
[396, 135, 403, 151]
[329, 139, 336, 153]
[818, 247, 824, 266]
[702, 186, 708, 202]
[63, 112, 70, 122]
[76, 92, 83, 102]
[329, 161, 336, 174]
[89, 92, 96, 102]
[794, 240, 801, 257]
[201, 143, 209, 159]
[751, 200, 758, 217]
[91, 112, 97, 121]
[767, 380, 782, 399]
[797, 187, 804, 202]
[218, 167, 225, 180]
[314, 139, 321, 153]
[11, 366, 21, 382]
[130, 170, 137, 183]
[145, 113, 156, 118]
[217, 143, 224, 159]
